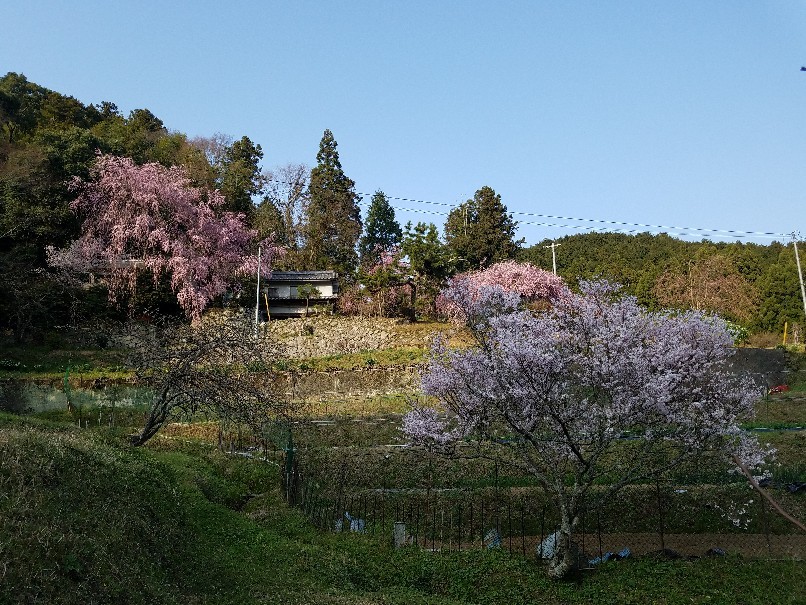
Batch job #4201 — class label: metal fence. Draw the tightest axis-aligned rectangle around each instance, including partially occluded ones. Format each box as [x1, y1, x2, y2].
[285, 459, 805, 563]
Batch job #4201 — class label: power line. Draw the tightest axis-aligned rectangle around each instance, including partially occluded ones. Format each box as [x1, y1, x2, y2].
[363, 199, 785, 241]
[273, 179, 793, 241]
[355, 191, 790, 240]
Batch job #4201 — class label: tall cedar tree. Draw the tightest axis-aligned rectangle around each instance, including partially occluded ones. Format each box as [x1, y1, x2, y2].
[358, 190, 402, 265]
[304, 130, 362, 275]
[220, 135, 264, 220]
[444, 185, 521, 272]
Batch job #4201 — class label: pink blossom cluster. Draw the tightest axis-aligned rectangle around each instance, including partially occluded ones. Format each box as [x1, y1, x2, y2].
[49, 154, 276, 320]
[435, 261, 567, 323]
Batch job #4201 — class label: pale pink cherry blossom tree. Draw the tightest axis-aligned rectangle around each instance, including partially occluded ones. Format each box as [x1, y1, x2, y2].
[435, 260, 567, 323]
[47, 154, 279, 320]
[404, 280, 770, 579]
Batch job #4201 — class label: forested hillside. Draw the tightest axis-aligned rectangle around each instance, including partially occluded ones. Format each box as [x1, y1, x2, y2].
[522, 233, 804, 335]
[1, 72, 803, 343]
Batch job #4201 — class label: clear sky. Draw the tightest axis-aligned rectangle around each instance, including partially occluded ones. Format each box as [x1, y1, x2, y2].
[3, 1, 805, 246]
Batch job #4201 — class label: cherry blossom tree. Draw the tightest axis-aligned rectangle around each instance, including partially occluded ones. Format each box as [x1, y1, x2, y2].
[436, 260, 567, 323]
[404, 280, 769, 579]
[127, 315, 289, 446]
[47, 154, 277, 320]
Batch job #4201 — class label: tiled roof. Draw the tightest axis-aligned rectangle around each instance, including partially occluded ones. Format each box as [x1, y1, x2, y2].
[268, 271, 338, 281]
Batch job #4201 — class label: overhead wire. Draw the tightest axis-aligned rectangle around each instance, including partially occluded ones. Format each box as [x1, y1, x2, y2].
[273, 179, 793, 242]
[354, 191, 791, 241]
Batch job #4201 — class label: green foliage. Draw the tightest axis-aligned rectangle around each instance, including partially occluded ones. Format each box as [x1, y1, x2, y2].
[304, 129, 362, 276]
[0, 72, 228, 342]
[296, 283, 321, 300]
[444, 186, 522, 271]
[521, 232, 803, 333]
[358, 190, 403, 264]
[1, 413, 804, 604]
[0, 423, 187, 604]
[401, 221, 455, 317]
[725, 320, 750, 345]
[297, 283, 321, 316]
[219, 135, 264, 218]
[2, 71, 803, 338]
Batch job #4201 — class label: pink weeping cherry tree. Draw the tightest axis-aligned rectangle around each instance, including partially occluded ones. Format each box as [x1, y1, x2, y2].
[404, 280, 769, 579]
[48, 154, 278, 320]
[435, 260, 567, 323]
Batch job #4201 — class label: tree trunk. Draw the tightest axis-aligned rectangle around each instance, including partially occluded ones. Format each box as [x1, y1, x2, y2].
[547, 514, 578, 579]
[131, 396, 169, 446]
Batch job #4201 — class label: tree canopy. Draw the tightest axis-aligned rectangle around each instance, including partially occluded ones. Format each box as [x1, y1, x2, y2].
[0, 72, 803, 338]
[303, 129, 362, 276]
[405, 279, 768, 578]
[48, 154, 273, 320]
[444, 185, 521, 271]
[435, 260, 567, 323]
[358, 190, 402, 265]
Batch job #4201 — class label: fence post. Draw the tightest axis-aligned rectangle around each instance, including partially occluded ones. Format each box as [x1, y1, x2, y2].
[362, 494, 367, 529]
[521, 500, 526, 557]
[508, 502, 513, 554]
[656, 479, 666, 552]
[394, 521, 406, 548]
[480, 501, 485, 549]
[469, 503, 474, 551]
[432, 498, 437, 551]
[581, 506, 586, 564]
[415, 502, 420, 546]
[458, 503, 463, 552]
[597, 508, 603, 565]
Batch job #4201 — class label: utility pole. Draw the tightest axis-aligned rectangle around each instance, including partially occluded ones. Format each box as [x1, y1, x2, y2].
[254, 245, 262, 336]
[544, 242, 561, 275]
[792, 234, 806, 321]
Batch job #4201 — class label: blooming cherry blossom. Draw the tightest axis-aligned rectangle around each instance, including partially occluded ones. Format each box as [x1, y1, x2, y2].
[48, 154, 278, 320]
[405, 279, 769, 578]
[435, 260, 567, 323]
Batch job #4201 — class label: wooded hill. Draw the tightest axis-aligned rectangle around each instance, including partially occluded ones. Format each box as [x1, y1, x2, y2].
[521, 232, 803, 335]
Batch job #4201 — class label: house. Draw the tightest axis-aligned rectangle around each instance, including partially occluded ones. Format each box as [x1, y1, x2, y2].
[262, 271, 339, 318]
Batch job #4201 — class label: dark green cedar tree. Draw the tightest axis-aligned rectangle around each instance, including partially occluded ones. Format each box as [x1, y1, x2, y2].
[444, 185, 522, 272]
[303, 129, 362, 276]
[358, 190, 402, 265]
[220, 135, 264, 219]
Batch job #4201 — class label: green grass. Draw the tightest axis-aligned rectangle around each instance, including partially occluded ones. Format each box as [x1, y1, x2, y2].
[0, 341, 130, 380]
[2, 412, 804, 605]
[277, 346, 428, 373]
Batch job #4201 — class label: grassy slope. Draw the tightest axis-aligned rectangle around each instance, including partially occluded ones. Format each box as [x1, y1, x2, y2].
[1, 413, 804, 605]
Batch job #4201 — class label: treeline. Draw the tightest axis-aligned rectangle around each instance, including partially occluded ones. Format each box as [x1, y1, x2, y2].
[0, 72, 802, 342]
[521, 233, 803, 335]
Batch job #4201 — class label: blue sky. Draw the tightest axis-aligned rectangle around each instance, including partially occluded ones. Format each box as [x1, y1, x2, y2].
[3, 1, 806, 246]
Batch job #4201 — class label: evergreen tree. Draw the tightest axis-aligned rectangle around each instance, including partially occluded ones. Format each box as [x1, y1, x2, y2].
[444, 185, 521, 271]
[358, 190, 402, 265]
[220, 135, 264, 219]
[303, 129, 362, 276]
[400, 221, 454, 317]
